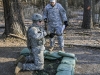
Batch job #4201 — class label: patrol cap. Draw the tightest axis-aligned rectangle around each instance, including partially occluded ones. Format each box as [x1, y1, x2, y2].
[32, 13, 43, 21]
[50, 0, 56, 2]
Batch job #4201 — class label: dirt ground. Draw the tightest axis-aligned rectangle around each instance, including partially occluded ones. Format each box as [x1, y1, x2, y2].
[0, 24, 100, 75]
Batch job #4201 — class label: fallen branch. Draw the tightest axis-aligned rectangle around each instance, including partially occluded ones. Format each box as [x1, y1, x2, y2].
[9, 33, 26, 41]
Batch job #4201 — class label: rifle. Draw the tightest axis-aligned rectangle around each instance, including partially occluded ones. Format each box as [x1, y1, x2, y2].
[44, 22, 50, 38]
[44, 22, 47, 31]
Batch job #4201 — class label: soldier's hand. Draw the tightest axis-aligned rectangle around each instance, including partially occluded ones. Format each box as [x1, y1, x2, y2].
[49, 33, 55, 38]
[44, 18, 47, 23]
[64, 21, 68, 28]
[28, 46, 32, 49]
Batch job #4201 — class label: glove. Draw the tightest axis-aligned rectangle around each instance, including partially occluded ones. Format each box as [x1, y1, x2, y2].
[44, 18, 47, 23]
[28, 46, 32, 49]
[49, 33, 55, 38]
[44, 18, 47, 30]
[45, 34, 50, 38]
[64, 21, 68, 28]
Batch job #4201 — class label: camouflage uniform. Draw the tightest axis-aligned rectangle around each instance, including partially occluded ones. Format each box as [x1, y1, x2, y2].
[43, 2, 67, 49]
[23, 24, 47, 70]
[15, 13, 47, 74]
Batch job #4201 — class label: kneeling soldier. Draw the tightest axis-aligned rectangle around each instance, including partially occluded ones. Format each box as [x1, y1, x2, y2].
[15, 13, 47, 74]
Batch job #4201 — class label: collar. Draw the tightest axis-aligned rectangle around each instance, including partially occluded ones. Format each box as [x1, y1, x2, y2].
[49, 3, 57, 8]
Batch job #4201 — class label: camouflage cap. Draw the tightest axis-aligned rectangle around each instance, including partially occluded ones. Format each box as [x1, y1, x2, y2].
[50, 0, 56, 2]
[32, 13, 43, 21]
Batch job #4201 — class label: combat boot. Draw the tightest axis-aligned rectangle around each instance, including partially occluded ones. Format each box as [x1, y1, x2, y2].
[61, 47, 65, 52]
[15, 62, 23, 74]
[49, 46, 54, 52]
[14, 55, 25, 65]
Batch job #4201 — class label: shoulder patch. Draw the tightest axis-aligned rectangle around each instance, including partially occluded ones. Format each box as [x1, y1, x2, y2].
[29, 27, 38, 34]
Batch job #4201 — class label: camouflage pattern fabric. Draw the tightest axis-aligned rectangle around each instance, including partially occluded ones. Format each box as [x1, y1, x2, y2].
[23, 24, 46, 70]
[27, 24, 46, 48]
[43, 3, 67, 48]
[23, 48, 44, 70]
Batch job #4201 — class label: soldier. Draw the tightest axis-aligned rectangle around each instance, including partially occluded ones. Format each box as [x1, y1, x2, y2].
[15, 13, 47, 74]
[43, 0, 68, 52]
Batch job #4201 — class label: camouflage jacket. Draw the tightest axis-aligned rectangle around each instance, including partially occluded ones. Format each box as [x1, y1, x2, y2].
[27, 24, 47, 49]
[43, 3, 67, 27]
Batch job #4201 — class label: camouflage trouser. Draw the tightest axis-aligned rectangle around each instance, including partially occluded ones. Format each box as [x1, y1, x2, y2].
[23, 47, 44, 70]
[48, 25, 64, 48]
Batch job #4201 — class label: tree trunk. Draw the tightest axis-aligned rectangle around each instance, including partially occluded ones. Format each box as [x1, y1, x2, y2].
[82, 0, 93, 29]
[3, 0, 26, 38]
[92, 0, 95, 25]
[99, 6, 100, 27]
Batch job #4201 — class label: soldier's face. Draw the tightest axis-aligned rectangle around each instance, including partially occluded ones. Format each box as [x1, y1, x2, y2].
[37, 20, 43, 26]
[50, 2, 56, 7]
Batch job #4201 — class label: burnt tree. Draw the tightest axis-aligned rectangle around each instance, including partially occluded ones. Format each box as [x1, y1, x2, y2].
[2, 0, 26, 38]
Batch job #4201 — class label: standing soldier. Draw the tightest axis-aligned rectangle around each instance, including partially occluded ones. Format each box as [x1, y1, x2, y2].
[15, 13, 47, 74]
[43, 0, 68, 52]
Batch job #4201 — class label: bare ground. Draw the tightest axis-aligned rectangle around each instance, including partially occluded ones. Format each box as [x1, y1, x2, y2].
[0, 24, 100, 75]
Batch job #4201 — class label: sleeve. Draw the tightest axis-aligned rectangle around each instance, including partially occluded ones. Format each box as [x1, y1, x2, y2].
[30, 27, 47, 40]
[58, 3, 68, 22]
[43, 6, 48, 19]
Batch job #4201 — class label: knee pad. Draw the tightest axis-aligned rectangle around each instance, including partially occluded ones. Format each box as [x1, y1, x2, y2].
[56, 33, 62, 36]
